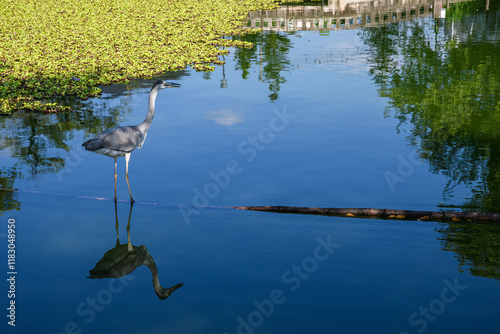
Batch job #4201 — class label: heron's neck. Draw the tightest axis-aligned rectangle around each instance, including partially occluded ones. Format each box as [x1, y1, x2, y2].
[138, 87, 160, 134]
[146, 259, 165, 296]
[150, 265, 162, 292]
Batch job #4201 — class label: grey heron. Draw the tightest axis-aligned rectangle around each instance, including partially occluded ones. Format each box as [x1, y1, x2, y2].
[82, 79, 180, 202]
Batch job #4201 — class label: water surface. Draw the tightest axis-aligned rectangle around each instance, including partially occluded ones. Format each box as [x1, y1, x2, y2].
[1, 1, 500, 333]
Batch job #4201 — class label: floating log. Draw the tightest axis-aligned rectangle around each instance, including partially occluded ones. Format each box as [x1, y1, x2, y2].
[233, 206, 500, 223]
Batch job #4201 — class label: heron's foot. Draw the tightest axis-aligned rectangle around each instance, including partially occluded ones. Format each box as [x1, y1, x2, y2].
[130, 198, 135, 203]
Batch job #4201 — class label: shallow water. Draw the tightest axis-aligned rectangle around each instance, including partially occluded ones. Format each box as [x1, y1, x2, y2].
[2, 1, 500, 333]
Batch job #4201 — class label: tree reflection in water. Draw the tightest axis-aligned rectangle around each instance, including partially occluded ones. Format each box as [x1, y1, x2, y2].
[0, 167, 20, 212]
[362, 1, 500, 212]
[438, 222, 500, 282]
[232, 31, 293, 101]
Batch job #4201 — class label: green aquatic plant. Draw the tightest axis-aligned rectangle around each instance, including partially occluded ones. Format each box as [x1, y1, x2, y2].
[19, 101, 71, 113]
[0, 0, 280, 114]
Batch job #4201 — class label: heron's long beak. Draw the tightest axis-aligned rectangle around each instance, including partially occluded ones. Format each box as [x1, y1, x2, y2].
[165, 82, 181, 88]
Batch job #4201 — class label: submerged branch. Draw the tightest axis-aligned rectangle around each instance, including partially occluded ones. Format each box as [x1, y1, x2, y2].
[233, 206, 500, 223]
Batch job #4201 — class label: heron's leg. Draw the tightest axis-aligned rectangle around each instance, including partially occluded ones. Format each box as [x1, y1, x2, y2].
[114, 201, 120, 247]
[126, 202, 134, 252]
[124, 153, 135, 203]
[114, 157, 118, 202]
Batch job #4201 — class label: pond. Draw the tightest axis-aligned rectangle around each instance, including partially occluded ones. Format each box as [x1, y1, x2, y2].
[1, 0, 500, 333]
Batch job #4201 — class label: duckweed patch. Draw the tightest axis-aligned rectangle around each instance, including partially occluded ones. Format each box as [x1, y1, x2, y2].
[0, 0, 280, 114]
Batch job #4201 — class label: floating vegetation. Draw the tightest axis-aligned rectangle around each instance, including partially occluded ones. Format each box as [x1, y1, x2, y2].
[0, 0, 280, 114]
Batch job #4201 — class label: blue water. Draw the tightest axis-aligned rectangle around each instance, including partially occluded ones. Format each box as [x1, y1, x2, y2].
[7, 194, 500, 334]
[2, 9, 500, 334]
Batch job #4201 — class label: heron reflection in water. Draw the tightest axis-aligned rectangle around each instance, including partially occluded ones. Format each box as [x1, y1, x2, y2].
[82, 80, 180, 202]
[88, 203, 183, 300]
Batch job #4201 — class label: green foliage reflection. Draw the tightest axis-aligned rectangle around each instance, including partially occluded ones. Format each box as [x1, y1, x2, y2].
[0, 168, 20, 214]
[232, 31, 293, 101]
[362, 5, 500, 212]
[438, 222, 500, 282]
[1, 97, 130, 179]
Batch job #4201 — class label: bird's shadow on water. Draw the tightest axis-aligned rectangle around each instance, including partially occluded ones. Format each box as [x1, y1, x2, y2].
[87, 202, 184, 300]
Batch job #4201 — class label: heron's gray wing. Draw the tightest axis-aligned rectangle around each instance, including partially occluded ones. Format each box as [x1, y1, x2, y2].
[84, 126, 142, 152]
